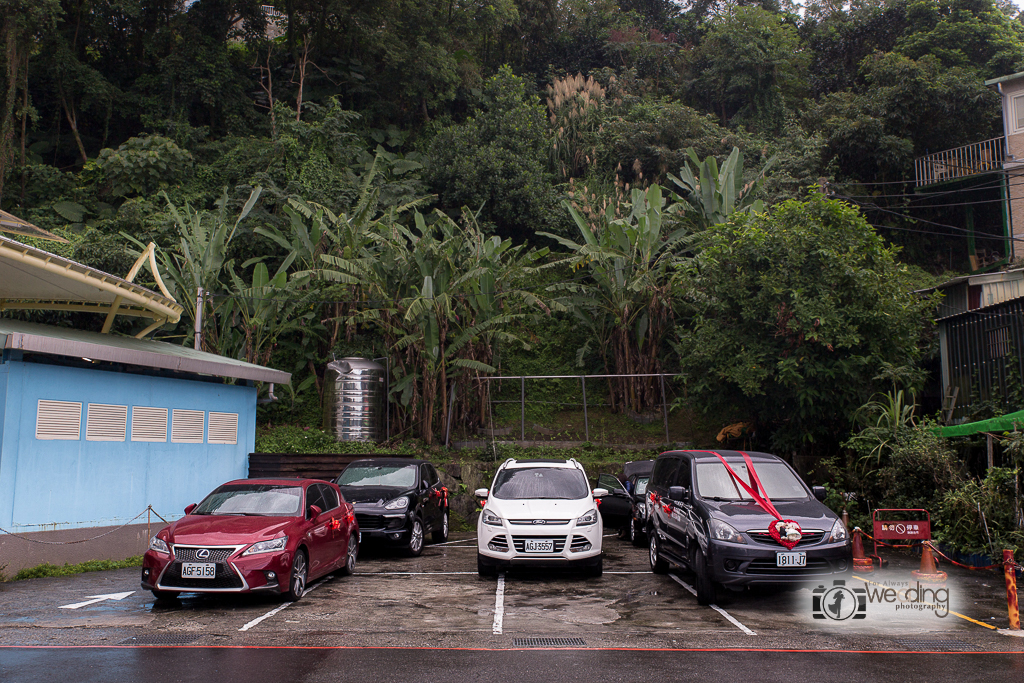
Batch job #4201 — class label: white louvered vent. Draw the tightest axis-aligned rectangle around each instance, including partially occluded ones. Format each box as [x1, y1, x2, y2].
[131, 406, 168, 442]
[171, 409, 205, 443]
[86, 403, 128, 442]
[36, 400, 82, 440]
[208, 412, 238, 445]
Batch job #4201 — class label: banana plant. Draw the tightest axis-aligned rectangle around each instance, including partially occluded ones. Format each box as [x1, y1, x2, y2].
[667, 146, 775, 230]
[540, 184, 694, 414]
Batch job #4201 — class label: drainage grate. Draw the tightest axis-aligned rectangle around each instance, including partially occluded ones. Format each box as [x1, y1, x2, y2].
[894, 638, 983, 652]
[513, 637, 587, 648]
[119, 633, 200, 645]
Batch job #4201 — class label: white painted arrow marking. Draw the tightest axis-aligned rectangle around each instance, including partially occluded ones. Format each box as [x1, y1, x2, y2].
[59, 591, 135, 609]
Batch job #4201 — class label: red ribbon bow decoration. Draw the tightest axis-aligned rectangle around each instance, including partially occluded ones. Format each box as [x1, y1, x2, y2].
[710, 451, 802, 551]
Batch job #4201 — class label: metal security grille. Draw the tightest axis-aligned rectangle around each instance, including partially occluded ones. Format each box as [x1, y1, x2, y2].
[131, 406, 168, 442]
[86, 403, 128, 441]
[119, 634, 200, 645]
[171, 409, 204, 443]
[35, 399, 82, 440]
[513, 638, 587, 647]
[208, 411, 238, 445]
[894, 638, 982, 652]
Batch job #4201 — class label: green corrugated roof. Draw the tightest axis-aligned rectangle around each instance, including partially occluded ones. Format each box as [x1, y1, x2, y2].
[935, 409, 1024, 437]
[0, 319, 290, 384]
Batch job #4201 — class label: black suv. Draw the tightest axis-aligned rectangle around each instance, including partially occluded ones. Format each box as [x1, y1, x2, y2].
[335, 459, 449, 556]
[646, 450, 851, 604]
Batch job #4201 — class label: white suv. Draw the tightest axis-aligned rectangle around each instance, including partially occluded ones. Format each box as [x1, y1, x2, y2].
[475, 458, 606, 577]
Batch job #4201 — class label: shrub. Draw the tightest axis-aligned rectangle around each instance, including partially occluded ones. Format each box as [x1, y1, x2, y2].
[95, 135, 194, 196]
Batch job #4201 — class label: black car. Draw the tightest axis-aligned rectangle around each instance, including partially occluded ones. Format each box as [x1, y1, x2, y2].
[594, 460, 654, 545]
[646, 450, 851, 604]
[623, 460, 654, 546]
[335, 459, 449, 556]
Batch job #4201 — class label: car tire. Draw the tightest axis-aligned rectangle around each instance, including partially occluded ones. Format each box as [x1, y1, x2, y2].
[431, 509, 449, 543]
[694, 546, 716, 606]
[284, 549, 308, 602]
[477, 553, 498, 578]
[649, 531, 669, 574]
[150, 588, 178, 601]
[630, 519, 644, 547]
[588, 556, 603, 578]
[337, 532, 358, 577]
[406, 517, 425, 557]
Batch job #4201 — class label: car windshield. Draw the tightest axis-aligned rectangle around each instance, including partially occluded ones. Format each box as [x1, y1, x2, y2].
[635, 477, 649, 496]
[695, 462, 808, 501]
[338, 464, 418, 488]
[492, 467, 589, 500]
[194, 484, 302, 516]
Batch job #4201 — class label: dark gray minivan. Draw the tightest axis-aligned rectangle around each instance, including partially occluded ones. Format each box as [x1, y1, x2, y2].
[646, 450, 851, 604]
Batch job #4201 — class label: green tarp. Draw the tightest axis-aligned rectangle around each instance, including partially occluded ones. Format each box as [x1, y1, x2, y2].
[936, 409, 1024, 437]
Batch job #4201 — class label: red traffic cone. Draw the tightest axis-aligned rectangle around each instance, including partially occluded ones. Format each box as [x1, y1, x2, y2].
[911, 543, 947, 583]
[852, 527, 874, 573]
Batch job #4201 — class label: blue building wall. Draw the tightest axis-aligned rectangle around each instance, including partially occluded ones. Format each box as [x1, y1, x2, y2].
[0, 359, 256, 532]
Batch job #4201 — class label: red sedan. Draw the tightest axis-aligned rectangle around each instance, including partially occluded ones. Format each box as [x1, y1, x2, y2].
[141, 479, 358, 601]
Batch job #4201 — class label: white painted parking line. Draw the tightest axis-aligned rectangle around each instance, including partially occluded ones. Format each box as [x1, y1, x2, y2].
[669, 573, 757, 636]
[432, 538, 478, 546]
[606, 571, 653, 574]
[238, 577, 331, 632]
[358, 571, 479, 575]
[492, 573, 506, 635]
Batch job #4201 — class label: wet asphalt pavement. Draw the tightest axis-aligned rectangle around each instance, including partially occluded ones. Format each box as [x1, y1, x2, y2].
[1, 532, 1022, 681]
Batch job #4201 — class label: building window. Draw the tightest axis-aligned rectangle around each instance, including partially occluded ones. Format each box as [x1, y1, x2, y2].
[207, 412, 238, 445]
[989, 326, 1012, 358]
[131, 406, 168, 442]
[35, 399, 82, 440]
[86, 403, 128, 442]
[1015, 94, 1024, 132]
[171, 409, 205, 443]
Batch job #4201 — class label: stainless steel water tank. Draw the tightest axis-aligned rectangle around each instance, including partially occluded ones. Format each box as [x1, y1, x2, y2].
[322, 358, 386, 442]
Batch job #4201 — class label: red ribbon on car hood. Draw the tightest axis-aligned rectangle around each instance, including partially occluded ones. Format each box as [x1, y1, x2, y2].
[707, 451, 802, 551]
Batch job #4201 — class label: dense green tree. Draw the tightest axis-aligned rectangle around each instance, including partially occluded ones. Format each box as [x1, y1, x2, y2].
[674, 196, 934, 451]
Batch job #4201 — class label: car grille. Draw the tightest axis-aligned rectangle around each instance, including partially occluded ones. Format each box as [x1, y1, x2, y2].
[745, 557, 834, 576]
[160, 562, 245, 589]
[355, 514, 383, 530]
[487, 535, 510, 552]
[512, 536, 567, 552]
[173, 546, 235, 562]
[747, 530, 826, 547]
[508, 519, 571, 526]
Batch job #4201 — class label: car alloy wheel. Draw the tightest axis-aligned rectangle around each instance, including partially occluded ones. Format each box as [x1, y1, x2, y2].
[432, 510, 449, 543]
[629, 520, 637, 543]
[649, 532, 668, 574]
[407, 518, 424, 557]
[338, 533, 358, 576]
[285, 549, 308, 601]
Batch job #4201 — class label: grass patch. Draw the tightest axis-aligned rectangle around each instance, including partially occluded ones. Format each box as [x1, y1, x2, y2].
[11, 556, 143, 581]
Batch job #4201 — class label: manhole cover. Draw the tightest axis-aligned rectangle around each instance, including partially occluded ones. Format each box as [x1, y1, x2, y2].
[894, 638, 982, 652]
[119, 634, 200, 645]
[512, 637, 587, 648]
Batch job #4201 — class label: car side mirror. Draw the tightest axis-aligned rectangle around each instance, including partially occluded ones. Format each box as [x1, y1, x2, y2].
[812, 486, 827, 502]
[184, 503, 197, 515]
[307, 504, 322, 520]
[668, 486, 690, 503]
[592, 488, 609, 497]
[474, 488, 488, 508]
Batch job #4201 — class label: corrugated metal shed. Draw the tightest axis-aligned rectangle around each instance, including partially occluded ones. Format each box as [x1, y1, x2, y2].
[0, 319, 289, 385]
[924, 269, 1024, 320]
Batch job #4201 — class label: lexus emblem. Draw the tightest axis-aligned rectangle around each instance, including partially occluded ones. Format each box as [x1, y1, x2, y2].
[532, 520, 546, 525]
[196, 548, 211, 559]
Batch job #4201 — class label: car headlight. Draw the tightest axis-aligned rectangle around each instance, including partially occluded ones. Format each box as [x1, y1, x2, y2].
[576, 509, 598, 526]
[482, 510, 503, 526]
[242, 536, 288, 556]
[148, 536, 169, 554]
[384, 496, 410, 510]
[829, 519, 848, 543]
[709, 518, 746, 544]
